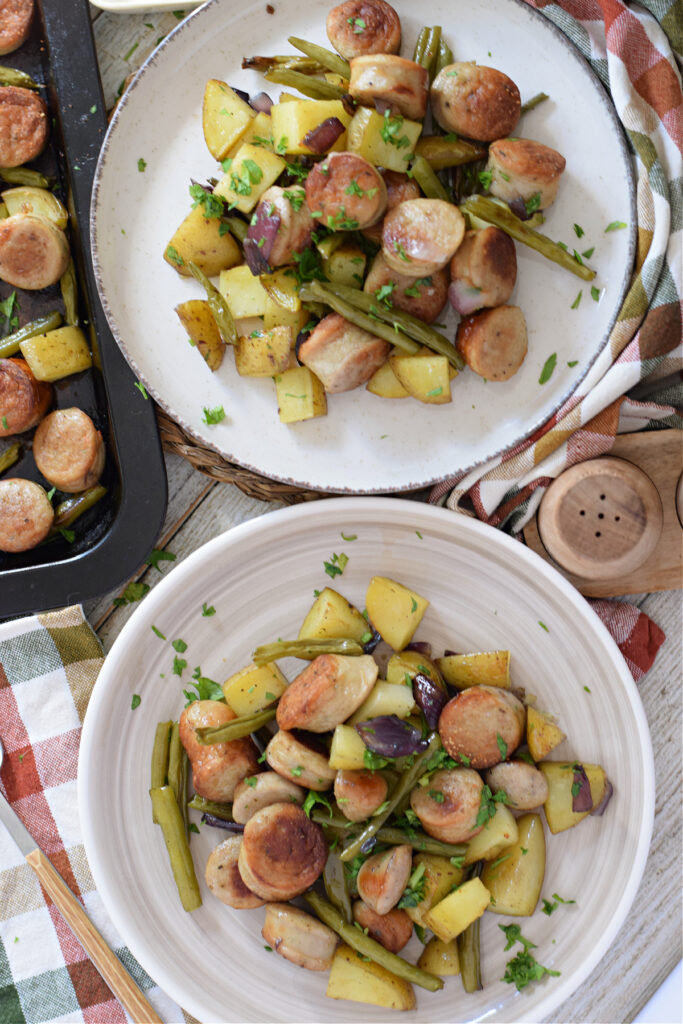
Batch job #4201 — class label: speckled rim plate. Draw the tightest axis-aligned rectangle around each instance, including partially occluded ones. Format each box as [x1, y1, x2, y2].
[91, 0, 636, 493]
[79, 498, 654, 1023]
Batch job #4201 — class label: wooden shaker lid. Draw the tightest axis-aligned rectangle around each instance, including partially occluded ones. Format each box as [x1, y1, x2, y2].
[537, 456, 663, 580]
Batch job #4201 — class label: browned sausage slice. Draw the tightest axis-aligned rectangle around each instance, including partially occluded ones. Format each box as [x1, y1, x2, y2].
[0, 356, 51, 435]
[297, 312, 390, 393]
[276, 653, 378, 732]
[179, 700, 261, 803]
[0, 85, 47, 167]
[0, 477, 53, 551]
[356, 843, 412, 914]
[349, 55, 428, 121]
[456, 305, 528, 382]
[382, 199, 465, 277]
[326, 0, 401, 60]
[334, 768, 388, 821]
[364, 252, 448, 324]
[32, 407, 105, 493]
[362, 170, 420, 244]
[0, 0, 33, 56]
[449, 227, 517, 316]
[238, 802, 328, 901]
[205, 835, 265, 909]
[353, 901, 413, 952]
[487, 138, 566, 211]
[409, 767, 484, 843]
[0, 214, 70, 289]
[305, 152, 387, 230]
[438, 685, 526, 769]
[431, 64, 521, 142]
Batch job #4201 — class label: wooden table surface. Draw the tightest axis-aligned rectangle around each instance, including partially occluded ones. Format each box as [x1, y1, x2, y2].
[85, 7, 682, 1022]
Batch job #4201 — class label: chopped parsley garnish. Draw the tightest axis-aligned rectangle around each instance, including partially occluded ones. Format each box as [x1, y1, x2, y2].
[567, 359, 579, 367]
[502, 941, 560, 991]
[360, 630, 373, 644]
[147, 548, 176, 571]
[327, 206, 359, 231]
[478, 170, 493, 191]
[374, 282, 395, 307]
[1, 415, 7, 430]
[230, 158, 263, 197]
[188, 823, 199, 834]
[324, 551, 348, 578]
[113, 582, 150, 607]
[341, 531, 357, 541]
[542, 893, 576, 915]
[172, 638, 188, 653]
[291, 765, 304, 777]
[134, 380, 148, 399]
[476, 785, 510, 827]
[172, 655, 187, 676]
[393, 240, 411, 262]
[428, 789, 445, 803]
[591, 286, 600, 302]
[538, 620, 549, 631]
[426, 386, 443, 397]
[347, 15, 366, 32]
[202, 602, 216, 616]
[183, 667, 223, 704]
[496, 733, 508, 760]
[165, 245, 184, 267]
[244, 777, 257, 788]
[60, 528, 75, 543]
[605, 220, 627, 232]
[282, 189, 305, 211]
[524, 192, 541, 215]
[415, 530, 423, 539]
[202, 405, 226, 425]
[582, 247, 595, 259]
[137, 157, 147, 172]
[584, 685, 591, 693]
[538, 352, 557, 384]
[364, 748, 391, 770]
[573, 224, 584, 238]
[285, 247, 326, 288]
[131, 694, 141, 709]
[398, 862, 426, 908]
[381, 110, 410, 149]
[151, 625, 166, 639]
[303, 790, 333, 818]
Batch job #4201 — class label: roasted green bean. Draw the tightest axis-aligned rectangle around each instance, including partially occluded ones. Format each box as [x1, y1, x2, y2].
[188, 261, 238, 346]
[310, 809, 468, 858]
[195, 707, 276, 745]
[242, 55, 322, 74]
[221, 216, 248, 245]
[0, 443, 20, 476]
[253, 636, 364, 665]
[410, 154, 450, 202]
[188, 796, 234, 821]
[521, 92, 549, 115]
[0, 311, 62, 358]
[288, 37, 350, 79]
[52, 485, 107, 531]
[264, 67, 346, 101]
[151, 721, 172, 824]
[167, 722, 185, 823]
[412, 27, 429, 66]
[462, 196, 596, 281]
[149, 786, 202, 912]
[0, 167, 51, 189]
[299, 281, 421, 357]
[0, 67, 41, 89]
[419, 26, 441, 82]
[457, 864, 483, 991]
[60, 262, 79, 326]
[323, 848, 353, 923]
[304, 891, 443, 991]
[434, 38, 453, 75]
[415, 135, 487, 170]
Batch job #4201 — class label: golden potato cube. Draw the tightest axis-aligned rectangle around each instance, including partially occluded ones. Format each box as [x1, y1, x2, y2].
[175, 299, 225, 372]
[20, 326, 91, 382]
[329, 724, 367, 770]
[527, 706, 566, 761]
[270, 99, 352, 155]
[389, 350, 452, 404]
[224, 111, 273, 160]
[202, 79, 255, 162]
[366, 360, 409, 399]
[274, 366, 327, 423]
[298, 587, 368, 642]
[347, 681, 415, 725]
[540, 762, 607, 834]
[326, 943, 416, 1011]
[437, 650, 511, 689]
[263, 298, 308, 337]
[481, 813, 546, 916]
[213, 143, 286, 213]
[234, 326, 292, 377]
[365, 576, 429, 651]
[260, 267, 302, 311]
[222, 661, 288, 716]
[347, 107, 422, 173]
[165, 205, 241, 277]
[423, 877, 491, 942]
[323, 242, 367, 287]
[404, 854, 464, 929]
[417, 936, 460, 977]
[463, 802, 518, 865]
[219, 265, 269, 318]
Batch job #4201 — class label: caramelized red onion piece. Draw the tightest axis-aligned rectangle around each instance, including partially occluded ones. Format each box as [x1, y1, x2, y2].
[301, 117, 345, 154]
[249, 91, 273, 114]
[571, 764, 592, 813]
[355, 715, 428, 759]
[362, 628, 382, 654]
[201, 814, 245, 832]
[442, 649, 459, 658]
[406, 642, 432, 657]
[508, 197, 532, 221]
[244, 203, 282, 275]
[229, 85, 251, 104]
[590, 778, 613, 816]
[412, 672, 447, 730]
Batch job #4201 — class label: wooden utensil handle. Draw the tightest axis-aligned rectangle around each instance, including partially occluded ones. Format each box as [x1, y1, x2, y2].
[26, 848, 163, 1024]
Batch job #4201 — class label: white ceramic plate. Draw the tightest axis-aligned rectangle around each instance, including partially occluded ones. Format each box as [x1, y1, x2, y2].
[79, 498, 653, 1023]
[91, 0, 636, 493]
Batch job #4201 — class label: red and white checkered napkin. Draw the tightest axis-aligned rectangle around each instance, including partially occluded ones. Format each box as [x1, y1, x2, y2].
[0, 600, 665, 1024]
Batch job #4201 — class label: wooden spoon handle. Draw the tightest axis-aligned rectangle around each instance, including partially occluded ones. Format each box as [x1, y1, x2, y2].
[26, 848, 163, 1023]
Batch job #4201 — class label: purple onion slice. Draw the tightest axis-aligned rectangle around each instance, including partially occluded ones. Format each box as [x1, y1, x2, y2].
[341, 93, 356, 117]
[406, 641, 432, 657]
[360, 835, 378, 855]
[508, 196, 532, 221]
[442, 649, 460, 658]
[355, 715, 428, 759]
[571, 764, 593, 813]
[229, 84, 250, 104]
[201, 814, 245, 832]
[374, 98, 392, 116]
[362, 629, 382, 654]
[590, 778, 613, 816]
[413, 672, 448, 730]
[301, 117, 345, 154]
[244, 201, 282, 275]
[249, 91, 273, 114]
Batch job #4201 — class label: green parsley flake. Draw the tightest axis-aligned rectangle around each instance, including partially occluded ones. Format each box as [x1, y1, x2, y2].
[573, 224, 584, 238]
[393, 240, 411, 262]
[1, 415, 7, 430]
[478, 170, 493, 191]
[538, 620, 549, 632]
[591, 285, 601, 302]
[131, 694, 141, 710]
[347, 15, 366, 32]
[426, 386, 443, 397]
[496, 733, 508, 760]
[202, 405, 225, 425]
[151, 625, 166, 640]
[605, 220, 627, 232]
[524, 192, 541, 215]
[189, 182, 224, 218]
[202, 602, 216, 616]
[380, 110, 410, 149]
[172, 638, 188, 653]
[137, 157, 147, 172]
[571, 290, 582, 310]
[166, 245, 184, 267]
[584, 685, 591, 693]
[567, 359, 579, 367]
[113, 582, 150, 607]
[147, 548, 176, 571]
[341, 532, 357, 541]
[291, 765, 304, 777]
[134, 380, 148, 399]
[538, 353, 557, 385]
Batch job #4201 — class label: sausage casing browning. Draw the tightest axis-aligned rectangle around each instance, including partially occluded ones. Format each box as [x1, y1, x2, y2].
[0, 85, 47, 167]
[238, 802, 328, 901]
[0, 356, 51, 436]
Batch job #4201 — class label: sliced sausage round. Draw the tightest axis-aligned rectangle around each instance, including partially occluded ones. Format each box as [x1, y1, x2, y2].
[349, 55, 428, 121]
[353, 901, 413, 952]
[449, 227, 517, 316]
[438, 685, 526, 770]
[0, 214, 70, 290]
[326, 0, 401, 60]
[238, 802, 328, 901]
[0, 357, 51, 436]
[356, 843, 412, 915]
[431, 63, 521, 142]
[0, 85, 48, 168]
[364, 252, 449, 324]
[409, 767, 484, 843]
[33, 407, 105, 493]
[456, 305, 528, 382]
[205, 835, 265, 909]
[305, 152, 387, 230]
[276, 653, 378, 732]
[0, 477, 53, 552]
[334, 768, 388, 822]
[297, 312, 390, 393]
[179, 699, 261, 803]
[232, 771, 304, 824]
[262, 904, 338, 971]
[248, 185, 314, 269]
[362, 170, 420, 244]
[382, 198, 465, 278]
[487, 138, 566, 211]
[484, 760, 549, 810]
[265, 728, 336, 791]
[0, 0, 33, 56]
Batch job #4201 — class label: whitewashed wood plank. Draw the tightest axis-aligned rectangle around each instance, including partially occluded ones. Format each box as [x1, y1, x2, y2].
[92, 9, 185, 108]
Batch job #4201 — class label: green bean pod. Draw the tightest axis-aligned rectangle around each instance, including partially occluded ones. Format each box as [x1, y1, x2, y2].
[187, 261, 238, 346]
[149, 786, 202, 912]
[242, 55, 322, 75]
[299, 281, 421, 356]
[304, 891, 443, 991]
[0, 67, 41, 89]
[412, 27, 429, 66]
[323, 849, 353, 923]
[288, 37, 350, 79]
[221, 216, 247, 245]
[187, 796, 234, 821]
[457, 864, 483, 991]
[264, 67, 346, 101]
[253, 636, 364, 665]
[410, 154, 450, 202]
[415, 135, 487, 170]
[310, 810, 468, 859]
[52, 484, 107, 531]
[0, 311, 63, 358]
[195, 707, 277, 745]
[462, 196, 597, 281]
[340, 733, 442, 862]
[419, 26, 441, 82]
[150, 721, 172, 824]
[434, 38, 453, 76]
[167, 722, 185, 816]
[521, 92, 549, 115]
[0, 167, 52, 189]
[60, 261, 79, 326]
[0, 442, 20, 476]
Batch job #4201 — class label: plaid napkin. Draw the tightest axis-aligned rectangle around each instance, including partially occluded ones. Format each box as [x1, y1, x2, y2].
[0, 597, 665, 1024]
[430, 0, 682, 531]
[0, 608, 190, 1024]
